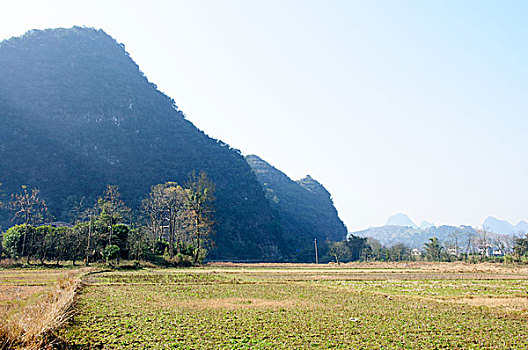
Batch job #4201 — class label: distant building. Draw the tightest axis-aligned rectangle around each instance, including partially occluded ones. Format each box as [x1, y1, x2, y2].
[492, 248, 504, 257]
[447, 247, 460, 257]
[477, 244, 493, 257]
[411, 248, 422, 256]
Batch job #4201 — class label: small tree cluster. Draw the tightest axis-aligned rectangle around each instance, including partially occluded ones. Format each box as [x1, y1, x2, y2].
[142, 172, 215, 265]
[0, 172, 216, 266]
[325, 235, 369, 264]
[360, 238, 414, 262]
[1, 184, 135, 265]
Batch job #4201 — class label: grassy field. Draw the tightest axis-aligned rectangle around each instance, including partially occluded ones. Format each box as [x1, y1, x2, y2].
[52, 262, 528, 349]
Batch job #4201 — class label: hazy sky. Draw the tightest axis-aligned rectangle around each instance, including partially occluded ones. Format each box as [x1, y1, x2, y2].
[1, 1, 527, 231]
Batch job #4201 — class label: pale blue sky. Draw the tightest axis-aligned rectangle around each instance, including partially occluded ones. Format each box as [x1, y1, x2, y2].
[1, 1, 527, 231]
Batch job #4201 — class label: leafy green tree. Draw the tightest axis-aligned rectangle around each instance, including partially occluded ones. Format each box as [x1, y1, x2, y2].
[54, 227, 71, 266]
[424, 237, 444, 261]
[34, 225, 53, 264]
[360, 243, 373, 261]
[345, 235, 368, 261]
[112, 224, 130, 259]
[66, 224, 86, 266]
[513, 235, 528, 258]
[102, 244, 120, 265]
[365, 238, 386, 261]
[387, 243, 411, 262]
[42, 226, 58, 262]
[328, 240, 350, 264]
[2, 225, 24, 259]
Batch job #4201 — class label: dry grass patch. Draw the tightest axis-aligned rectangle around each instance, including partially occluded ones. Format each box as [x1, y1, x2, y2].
[0, 286, 48, 324]
[0, 270, 68, 286]
[456, 296, 528, 311]
[208, 261, 528, 275]
[0, 269, 88, 349]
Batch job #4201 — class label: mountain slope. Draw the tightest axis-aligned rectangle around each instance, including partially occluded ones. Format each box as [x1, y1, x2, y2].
[246, 155, 347, 260]
[0, 27, 284, 260]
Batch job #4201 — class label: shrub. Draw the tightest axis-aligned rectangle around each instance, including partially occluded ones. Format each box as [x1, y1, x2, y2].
[2, 225, 25, 259]
[102, 245, 120, 264]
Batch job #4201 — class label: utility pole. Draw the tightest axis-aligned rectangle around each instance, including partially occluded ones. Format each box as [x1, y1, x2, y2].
[314, 238, 319, 264]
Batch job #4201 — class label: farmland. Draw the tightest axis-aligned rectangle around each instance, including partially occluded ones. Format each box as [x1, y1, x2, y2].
[53, 262, 528, 349]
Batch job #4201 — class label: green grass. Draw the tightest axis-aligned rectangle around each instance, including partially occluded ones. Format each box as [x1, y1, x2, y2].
[59, 265, 528, 349]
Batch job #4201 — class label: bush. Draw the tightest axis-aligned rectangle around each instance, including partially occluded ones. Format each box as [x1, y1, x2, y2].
[102, 245, 120, 264]
[2, 225, 25, 259]
[161, 250, 194, 267]
[504, 254, 516, 264]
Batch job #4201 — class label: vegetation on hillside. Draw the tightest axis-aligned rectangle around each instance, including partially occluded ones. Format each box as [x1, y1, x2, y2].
[0, 27, 287, 260]
[246, 155, 347, 261]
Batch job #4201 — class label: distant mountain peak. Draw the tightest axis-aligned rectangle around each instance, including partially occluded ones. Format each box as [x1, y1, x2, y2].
[515, 220, 528, 227]
[481, 216, 528, 235]
[482, 216, 514, 235]
[420, 220, 435, 229]
[385, 213, 417, 228]
[352, 224, 477, 248]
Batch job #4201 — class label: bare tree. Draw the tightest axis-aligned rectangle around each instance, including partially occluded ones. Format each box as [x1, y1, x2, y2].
[142, 184, 165, 254]
[81, 203, 99, 266]
[10, 186, 49, 263]
[142, 182, 188, 258]
[464, 229, 478, 256]
[493, 235, 510, 256]
[447, 227, 462, 258]
[98, 185, 131, 245]
[162, 183, 187, 259]
[186, 172, 215, 264]
[476, 227, 491, 259]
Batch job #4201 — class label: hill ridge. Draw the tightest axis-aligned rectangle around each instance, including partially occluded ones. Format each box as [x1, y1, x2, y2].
[246, 154, 347, 261]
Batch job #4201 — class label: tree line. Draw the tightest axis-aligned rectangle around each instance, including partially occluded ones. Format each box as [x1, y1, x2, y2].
[345, 236, 528, 263]
[327, 231, 528, 264]
[0, 172, 215, 266]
